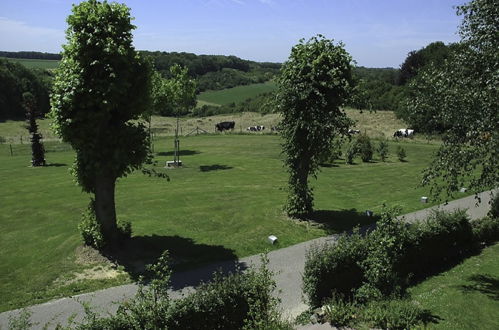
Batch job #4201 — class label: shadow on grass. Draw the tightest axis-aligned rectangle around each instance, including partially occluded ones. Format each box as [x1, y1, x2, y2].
[46, 163, 67, 167]
[199, 164, 233, 172]
[157, 150, 201, 157]
[104, 235, 243, 290]
[302, 209, 380, 235]
[459, 274, 499, 300]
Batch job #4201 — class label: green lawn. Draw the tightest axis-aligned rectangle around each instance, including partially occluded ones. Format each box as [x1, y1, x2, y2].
[409, 242, 499, 329]
[2, 57, 60, 70]
[0, 134, 453, 312]
[197, 81, 277, 105]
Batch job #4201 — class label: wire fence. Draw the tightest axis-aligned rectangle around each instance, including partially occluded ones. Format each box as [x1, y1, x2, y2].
[0, 140, 72, 157]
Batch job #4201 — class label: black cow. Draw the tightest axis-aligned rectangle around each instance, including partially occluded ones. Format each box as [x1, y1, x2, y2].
[247, 125, 265, 132]
[215, 121, 235, 132]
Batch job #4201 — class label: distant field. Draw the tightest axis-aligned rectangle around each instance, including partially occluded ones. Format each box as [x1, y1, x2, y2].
[197, 81, 277, 106]
[0, 110, 423, 143]
[2, 57, 60, 69]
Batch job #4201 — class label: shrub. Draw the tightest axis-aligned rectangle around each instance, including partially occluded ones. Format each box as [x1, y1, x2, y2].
[345, 140, 358, 164]
[303, 231, 366, 307]
[73, 254, 290, 330]
[78, 200, 104, 250]
[377, 140, 389, 161]
[472, 216, 499, 245]
[0, 136, 6, 144]
[362, 299, 430, 330]
[117, 219, 132, 240]
[322, 294, 358, 327]
[356, 134, 373, 162]
[396, 146, 406, 161]
[489, 193, 499, 219]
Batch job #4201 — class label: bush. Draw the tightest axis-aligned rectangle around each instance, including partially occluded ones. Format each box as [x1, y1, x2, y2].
[322, 294, 358, 327]
[117, 219, 132, 240]
[377, 140, 389, 161]
[303, 231, 366, 307]
[78, 200, 104, 250]
[345, 140, 358, 164]
[72, 254, 290, 330]
[0, 136, 6, 144]
[361, 299, 430, 330]
[489, 193, 499, 219]
[396, 145, 406, 161]
[356, 134, 373, 162]
[472, 216, 499, 245]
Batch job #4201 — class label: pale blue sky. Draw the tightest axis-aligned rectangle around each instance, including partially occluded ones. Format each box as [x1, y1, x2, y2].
[0, 0, 465, 67]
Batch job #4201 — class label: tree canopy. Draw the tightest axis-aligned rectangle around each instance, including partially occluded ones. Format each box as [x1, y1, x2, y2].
[277, 35, 353, 217]
[50, 0, 152, 244]
[409, 0, 498, 198]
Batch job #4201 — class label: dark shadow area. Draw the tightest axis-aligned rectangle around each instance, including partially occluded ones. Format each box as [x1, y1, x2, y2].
[199, 164, 233, 172]
[46, 163, 67, 167]
[459, 274, 499, 300]
[157, 150, 200, 157]
[302, 209, 380, 235]
[104, 235, 243, 290]
[319, 163, 339, 168]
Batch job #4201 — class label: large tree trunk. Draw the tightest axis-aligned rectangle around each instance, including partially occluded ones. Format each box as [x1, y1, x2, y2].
[94, 174, 119, 246]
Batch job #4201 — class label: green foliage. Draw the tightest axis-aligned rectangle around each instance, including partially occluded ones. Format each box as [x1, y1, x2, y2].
[277, 35, 353, 217]
[78, 200, 104, 250]
[50, 0, 152, 243]
[8, 309, 34, 330]
[23, 92, 46, 166]
[345, 140, 358, 164]
[396, 145, 406, 161]
[361, 299, 430, 330]
[72, 254, 289, 330]
[318, 137, 343, 164]
[0, 58, 52, 120]
[377, 140, 389, 161]
[355, 134, 373, 163]
[471, 216, 499, 245]
[322, 294, 358, 327]
[302, 209, 487, 308]
[489, 194, 499, 219]
[412, 0, 499, 198]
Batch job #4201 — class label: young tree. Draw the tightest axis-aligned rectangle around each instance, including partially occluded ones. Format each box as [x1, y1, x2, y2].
[50, 0, 152, 245]
[377, 140, 389, 162]
[409, 0, 498, 198]
[276, 35, 353, 217]
[23, 92, 46, 166]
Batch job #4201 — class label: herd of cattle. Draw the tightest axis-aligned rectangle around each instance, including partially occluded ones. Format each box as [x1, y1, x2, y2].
[215, 121, 280, 132]
[215, 121, 414, 138]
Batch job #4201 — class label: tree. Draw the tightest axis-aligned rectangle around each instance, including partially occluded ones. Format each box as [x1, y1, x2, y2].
[276, 35, 353, 217]
[23, 92, 46, 166]
[410, 0, 498, 198]
[377, 140, 389, 162]
[50, 0, 152, 245]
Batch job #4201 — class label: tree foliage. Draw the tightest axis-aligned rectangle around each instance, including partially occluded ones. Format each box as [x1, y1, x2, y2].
[23, 92, 46, 166]
[50, 0, 152, 244]
[410, 0, 498, 198]
[277, 35, 353, 217]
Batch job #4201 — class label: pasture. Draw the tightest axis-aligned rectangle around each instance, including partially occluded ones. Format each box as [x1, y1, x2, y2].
[0, 129, 453, 312]
[2, 57, 60, 70]
[197, 81, 276, 106]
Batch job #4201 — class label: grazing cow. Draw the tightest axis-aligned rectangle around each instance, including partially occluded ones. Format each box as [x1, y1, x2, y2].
[247, 125, 265, 132]
[348, 129, 360, 135]
[394, 128, 414, 138]
[215, 121, 235, 132]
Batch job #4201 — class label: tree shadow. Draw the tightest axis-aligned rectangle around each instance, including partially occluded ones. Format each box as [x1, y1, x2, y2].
[103, 235, 243, 289]
[199, 164, 233, 172]
[302, 209, 380, 235]
[46, 163, 67, 167]
[319, 163, 339, 168]
[157, 150, 201, 157]
[459, 274, 499, 300]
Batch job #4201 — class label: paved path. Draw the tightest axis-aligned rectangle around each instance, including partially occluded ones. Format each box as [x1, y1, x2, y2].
[0, 189, 496, 329]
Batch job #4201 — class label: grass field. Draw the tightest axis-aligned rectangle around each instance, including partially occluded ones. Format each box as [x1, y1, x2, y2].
[0, 131, 454, 312]
[197, 81, 277, 105]
[0, 109, 413, 144]
[2, 57, 60, 70]
[409, 242, 499, 329]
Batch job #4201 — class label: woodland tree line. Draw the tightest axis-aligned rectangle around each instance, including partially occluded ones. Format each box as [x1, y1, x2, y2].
[1, 41, 458, 134]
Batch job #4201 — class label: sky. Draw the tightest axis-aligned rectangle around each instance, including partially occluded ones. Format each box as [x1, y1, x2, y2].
[0, 0, 466, 68]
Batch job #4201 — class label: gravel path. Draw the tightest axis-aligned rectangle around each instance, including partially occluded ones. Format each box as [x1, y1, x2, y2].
[0, 189, 495, 329]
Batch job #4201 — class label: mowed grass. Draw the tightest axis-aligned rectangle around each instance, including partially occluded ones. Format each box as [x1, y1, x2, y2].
[408, 242, 499, 329]
[197, 81, 276, 105]
[1, 129, 453, 312]
[2, 57, 60, 70]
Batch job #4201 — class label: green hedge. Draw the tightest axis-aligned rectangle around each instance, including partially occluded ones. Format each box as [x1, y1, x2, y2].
[303, 209, 499, 307]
